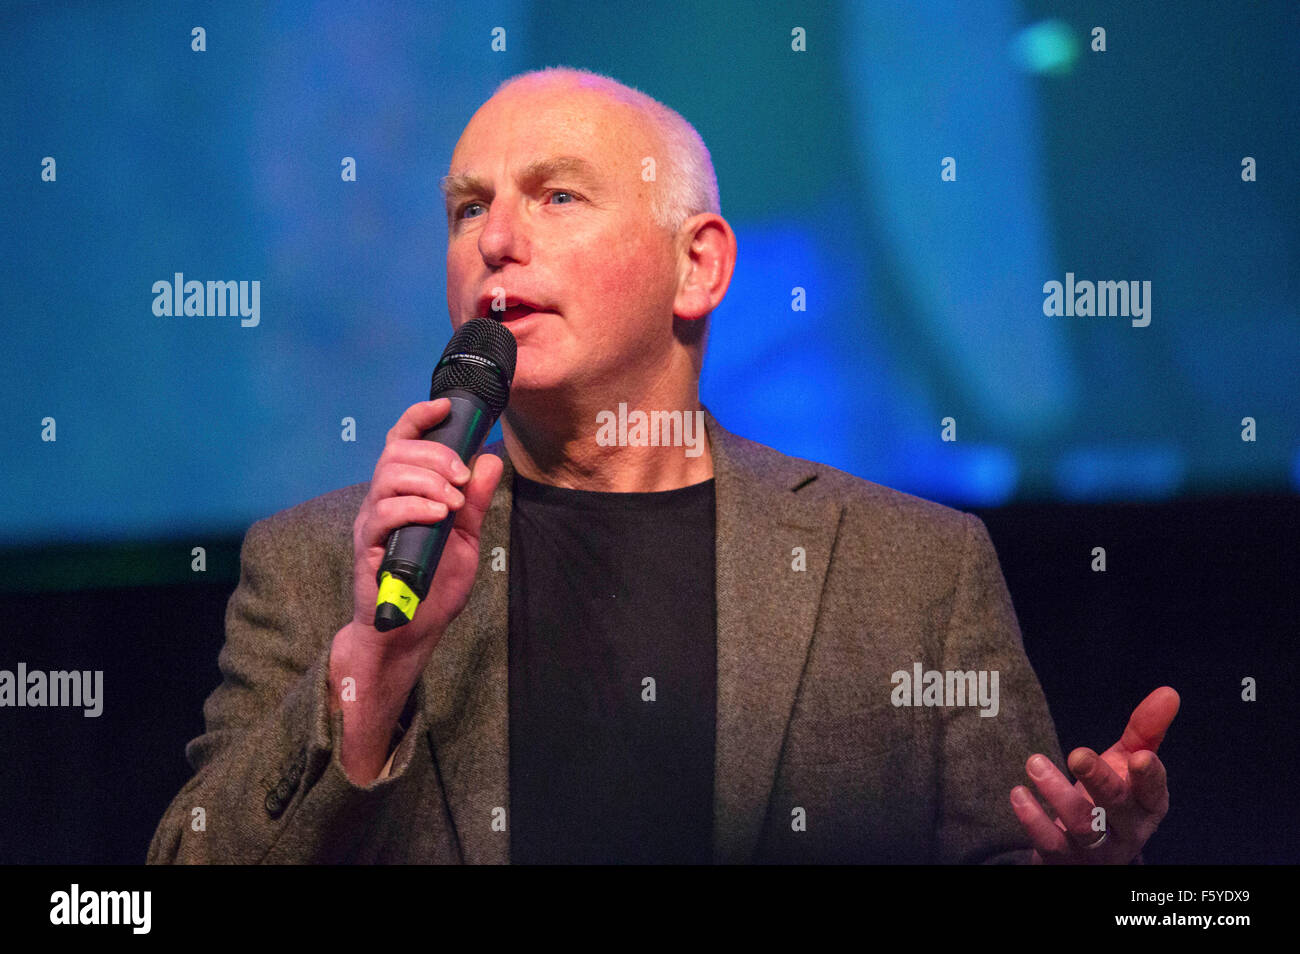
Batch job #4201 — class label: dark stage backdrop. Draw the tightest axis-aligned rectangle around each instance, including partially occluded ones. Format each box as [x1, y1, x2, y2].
[0, 496, 1294, 864]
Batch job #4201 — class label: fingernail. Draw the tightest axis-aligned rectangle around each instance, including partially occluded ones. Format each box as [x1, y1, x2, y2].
[457, 463, 471, 480]
[1029, 755, 1051, 778]
[1011, 788, 1030, 808]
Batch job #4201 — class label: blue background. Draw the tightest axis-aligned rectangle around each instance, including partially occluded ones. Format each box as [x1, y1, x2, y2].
[3, 0, 1297, 545]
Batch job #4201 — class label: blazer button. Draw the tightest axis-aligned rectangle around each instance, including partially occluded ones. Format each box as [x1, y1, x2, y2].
[265, 790, 285, 818]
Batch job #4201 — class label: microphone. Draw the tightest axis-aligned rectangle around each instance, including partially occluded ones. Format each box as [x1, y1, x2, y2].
[373, 317, 517, 632]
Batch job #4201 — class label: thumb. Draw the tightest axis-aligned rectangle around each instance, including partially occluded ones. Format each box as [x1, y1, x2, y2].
[1118, 686, 1181, 754]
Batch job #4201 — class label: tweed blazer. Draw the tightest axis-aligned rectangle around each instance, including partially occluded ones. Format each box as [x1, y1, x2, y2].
[148, 407, 1064, 864]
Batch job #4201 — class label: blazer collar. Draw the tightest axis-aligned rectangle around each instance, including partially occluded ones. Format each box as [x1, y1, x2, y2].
[417, 404, 843, 863]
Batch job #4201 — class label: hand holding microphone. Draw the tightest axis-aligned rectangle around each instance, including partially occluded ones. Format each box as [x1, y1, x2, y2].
[349, 398, 500, 651]
[330, 319, 515, 784]
[353, 317, 517, 646]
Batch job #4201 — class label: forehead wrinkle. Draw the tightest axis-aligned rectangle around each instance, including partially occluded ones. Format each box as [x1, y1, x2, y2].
[442, 154, 604, 195]
[519, 154, 604, 186]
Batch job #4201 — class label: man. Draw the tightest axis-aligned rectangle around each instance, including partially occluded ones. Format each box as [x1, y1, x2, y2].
[148, 66, 1177, 864]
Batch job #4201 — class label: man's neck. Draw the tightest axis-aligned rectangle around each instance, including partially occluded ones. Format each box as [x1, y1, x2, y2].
[499, 388, 714, 493]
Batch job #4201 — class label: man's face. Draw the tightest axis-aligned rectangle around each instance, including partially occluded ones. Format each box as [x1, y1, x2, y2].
[443, 80, 681, 399]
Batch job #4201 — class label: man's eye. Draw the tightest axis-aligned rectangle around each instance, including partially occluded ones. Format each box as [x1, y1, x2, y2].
[548, 190, 577, 205]
[459, 201, 486, 219]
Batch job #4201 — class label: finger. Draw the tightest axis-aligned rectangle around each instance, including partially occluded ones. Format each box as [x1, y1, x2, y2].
[1069, 747, 1128, 811]
[1116, 687, 1181, 755]
[1025, 754, 1096, 843]
[1010, 786, 1071, 859]
[447, 453, 504, 543]
[1128, 751, 1170, 818]
[380, 440, 474, 487]
[379, 437, 475, 485]
[359, 496, 449, 549]
[371, 462, 466, 511]
[384, 398, 453, 445]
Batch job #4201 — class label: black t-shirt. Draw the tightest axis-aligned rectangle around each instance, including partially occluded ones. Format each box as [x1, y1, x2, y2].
[507, 470, 717, 864]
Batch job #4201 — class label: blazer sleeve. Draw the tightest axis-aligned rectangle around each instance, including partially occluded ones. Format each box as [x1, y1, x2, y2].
[146, 514, 430, 863]
[933, 513, 1066, 864]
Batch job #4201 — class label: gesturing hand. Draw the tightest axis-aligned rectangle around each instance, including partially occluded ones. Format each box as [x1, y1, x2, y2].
[1009, 686, 1180, 864]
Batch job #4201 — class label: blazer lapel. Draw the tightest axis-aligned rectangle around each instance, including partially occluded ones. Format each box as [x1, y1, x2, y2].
[418, 406, 841, 865]
[706, 406, 842, 863]
[418, 446, 515, 864]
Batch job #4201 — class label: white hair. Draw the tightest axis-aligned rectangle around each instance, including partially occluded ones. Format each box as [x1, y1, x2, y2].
[493, 67, 721, 234]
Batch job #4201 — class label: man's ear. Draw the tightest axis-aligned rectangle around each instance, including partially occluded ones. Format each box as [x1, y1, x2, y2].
[673, 213, 737, 321]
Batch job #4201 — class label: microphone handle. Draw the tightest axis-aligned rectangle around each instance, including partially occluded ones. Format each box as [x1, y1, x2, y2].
[374, 389, 497, 622]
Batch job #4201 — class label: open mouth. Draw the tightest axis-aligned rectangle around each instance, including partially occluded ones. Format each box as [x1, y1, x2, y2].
[488, 304, 548, 322]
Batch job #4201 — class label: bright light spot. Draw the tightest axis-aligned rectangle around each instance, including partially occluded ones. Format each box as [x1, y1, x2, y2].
[1011, 20, 1078, 76]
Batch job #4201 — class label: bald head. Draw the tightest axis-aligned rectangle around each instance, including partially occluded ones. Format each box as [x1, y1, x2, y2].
[490, 67, 721, 235]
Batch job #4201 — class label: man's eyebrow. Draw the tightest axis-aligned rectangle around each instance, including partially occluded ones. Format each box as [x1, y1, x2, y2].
[439, 155, 602, 205]
[439, 171, 488, 202]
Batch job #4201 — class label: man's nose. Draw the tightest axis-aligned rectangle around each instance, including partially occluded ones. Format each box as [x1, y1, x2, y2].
[477, 197, 530, 267]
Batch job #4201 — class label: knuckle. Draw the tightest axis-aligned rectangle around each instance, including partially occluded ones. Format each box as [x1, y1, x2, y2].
[439, 449, 465, 478]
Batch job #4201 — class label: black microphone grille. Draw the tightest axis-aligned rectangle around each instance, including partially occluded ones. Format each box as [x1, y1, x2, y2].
[430, 317, 518, 416]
